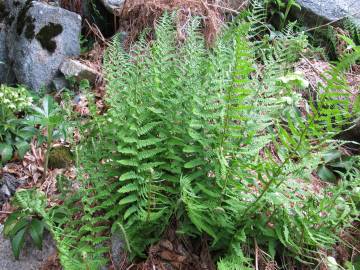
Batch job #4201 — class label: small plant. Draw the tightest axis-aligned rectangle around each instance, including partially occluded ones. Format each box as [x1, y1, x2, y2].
[30, 95, 65, 181]
[0, 85, 35, 163]
[3, 189, 47, 259]
[265, 0, 301, 30]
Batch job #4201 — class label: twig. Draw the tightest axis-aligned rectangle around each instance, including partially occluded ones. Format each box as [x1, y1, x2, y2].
[0, 211, 12, 214]
[125, 264, 135, 270]
[206, 3, 241, 14]
[299, 53, 323, 76]
[84, 19, 110, 46]
[305, 11, 360, 33]
[254, 238, 259, 270]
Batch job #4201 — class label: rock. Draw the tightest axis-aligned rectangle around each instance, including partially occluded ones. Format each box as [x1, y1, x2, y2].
[295, 0, 360, 27]
[6, 0, 81, 91]
[0, 0, 9, 24]
[0, 231, 56, 270]
[100, 0, 124, 15]
[51, 75, 69, 91]
[0, 173, 21, 207]
[111, 233, 125, 268]
[337, 120, 360, 153]
[60, 59, 100, 84]
[0, 26, 8, 83]
[0, 23, 15, 84]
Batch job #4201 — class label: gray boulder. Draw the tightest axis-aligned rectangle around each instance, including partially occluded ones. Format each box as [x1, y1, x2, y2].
[295, 0, 360, 26]
[111, 233, 125, 269]
[6, 0, 81, 91]
[60, 59, 100, 84]
[100, 0, 125, 15]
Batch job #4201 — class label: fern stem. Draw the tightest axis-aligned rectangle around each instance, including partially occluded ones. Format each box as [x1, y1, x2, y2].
[239, 114, 315, 221]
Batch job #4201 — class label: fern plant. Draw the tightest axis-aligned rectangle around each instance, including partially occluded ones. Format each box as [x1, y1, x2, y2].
[55, 9, 359, 270]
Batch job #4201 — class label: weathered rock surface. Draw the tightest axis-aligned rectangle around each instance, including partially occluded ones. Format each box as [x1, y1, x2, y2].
[0, 173, 21, 207]
[0, 15, 15, 85]
[60, 59, 100, 84]
[0, 224, 56, 270]
[338, 121, 360, 153]
[100, 0, 125, 14]
[5, 0, 81, 90]
[295, 0, 360, 26]
[111, 233, 125, 269]
[0, 26, 9, 84]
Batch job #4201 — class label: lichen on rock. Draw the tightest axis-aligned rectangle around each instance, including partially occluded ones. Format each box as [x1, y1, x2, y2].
[15, 0, 34, 36]
[35, 22, 63, 53]
[0, 0, 9, 23]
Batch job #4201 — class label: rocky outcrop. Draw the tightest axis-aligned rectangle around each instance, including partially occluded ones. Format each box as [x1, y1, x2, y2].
[295, 0, 360, 26]
[4, 0, 81, 90]
[100, 0, 124, 15]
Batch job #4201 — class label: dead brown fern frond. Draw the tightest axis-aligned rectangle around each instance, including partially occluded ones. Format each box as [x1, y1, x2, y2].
[118, 0, 226, 46]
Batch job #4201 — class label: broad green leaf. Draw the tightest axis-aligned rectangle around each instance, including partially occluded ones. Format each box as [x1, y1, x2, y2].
[318, 165, 337, 182]
[15, 141, 30, 159]
[11, 227, 27, 260]
[3, 212, 24, 236]
[0, 143, 13, 162]
[6, 218, 29, 237]
[29, 219, 44, 249]
[322, 150, 342, 163]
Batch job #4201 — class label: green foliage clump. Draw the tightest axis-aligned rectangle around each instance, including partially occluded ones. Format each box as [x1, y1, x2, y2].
[4, 189, 47, 259]
[49, 9, 360, 270]
[0, 85, 33, 113]
[0, 85, 35, 163]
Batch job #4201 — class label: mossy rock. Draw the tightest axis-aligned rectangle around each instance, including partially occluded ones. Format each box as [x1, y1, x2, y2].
[48, 146, 73, 169]
[0, 0, 9, 23]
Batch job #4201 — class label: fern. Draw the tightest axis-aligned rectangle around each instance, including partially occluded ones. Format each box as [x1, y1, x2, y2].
[343, 18, 360, 44]
[53, 10, 360, 270]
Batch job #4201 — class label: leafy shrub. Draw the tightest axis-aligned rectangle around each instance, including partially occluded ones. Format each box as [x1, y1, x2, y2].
[53, 11, 359, 270]
[30, 95, 67, 181]
[3, 189, 47, 259]
[0, 85, 35, 163]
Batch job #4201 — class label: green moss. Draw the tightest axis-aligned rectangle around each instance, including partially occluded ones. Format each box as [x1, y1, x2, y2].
[35, 23, 63, 53]
[48, 146, 73, 169]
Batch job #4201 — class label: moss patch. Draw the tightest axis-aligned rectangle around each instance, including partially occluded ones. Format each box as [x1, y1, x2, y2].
[15, 0, 36, 41]
[0, 1, 9, 24]
[24, 16, 35, 40]
[35, 23, 63, 53]
[16, 0, 33, 35]
[48, 147, 73, 169]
